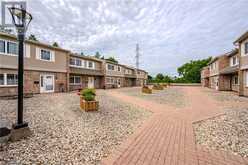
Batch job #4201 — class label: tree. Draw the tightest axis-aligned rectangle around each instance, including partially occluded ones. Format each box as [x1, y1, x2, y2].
[148, 75, 153, 83]
[106, 57, 118, 63]
[155, 73, 164, 83]
[28, 34, 38, 41]
[177, 57, 211, 83]
[95, 52, 101, 58]
[52, 42, 59, 47]
[163, 75, 173, 83]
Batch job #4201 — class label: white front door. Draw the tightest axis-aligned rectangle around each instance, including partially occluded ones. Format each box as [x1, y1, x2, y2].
[88, 77, 94, 88]
[215, 77, 219, 90]
[40, 74, 54, 93]
[117, 78, 121, 88]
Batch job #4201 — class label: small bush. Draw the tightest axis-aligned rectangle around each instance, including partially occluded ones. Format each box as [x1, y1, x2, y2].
[81, 88, 96, 101]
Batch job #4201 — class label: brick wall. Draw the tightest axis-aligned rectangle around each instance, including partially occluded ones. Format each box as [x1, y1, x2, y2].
[0, 69, 67, 96]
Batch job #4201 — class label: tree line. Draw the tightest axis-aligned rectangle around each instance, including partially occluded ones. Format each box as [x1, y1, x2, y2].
[149, 57, 212, 83]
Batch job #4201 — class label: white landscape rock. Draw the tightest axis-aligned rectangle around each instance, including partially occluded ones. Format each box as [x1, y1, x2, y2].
[194, 93, 248, 158]
[0, 91, 151, 164]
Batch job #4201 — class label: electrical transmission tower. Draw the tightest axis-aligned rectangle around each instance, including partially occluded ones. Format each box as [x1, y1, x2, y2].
[136, 43, 140, 69]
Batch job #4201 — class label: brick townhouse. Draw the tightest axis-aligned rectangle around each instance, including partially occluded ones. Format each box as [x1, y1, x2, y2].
[202, 31, 248, 96]
[200, 66, 210, 87]
[68, 53, 104, 91]
[206, 49, 239, 91]
[0, 32, 69, 96]
[102, 60, 147, 89]
[0, 32, 148, 96]
[234, 31, 248, 96]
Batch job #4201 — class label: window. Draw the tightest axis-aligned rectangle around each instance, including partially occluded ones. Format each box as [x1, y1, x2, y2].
[40, 49, 52, 61]
[88, 61, 95, 69]
[246, 71, 248, 87]
[117, 66, 121, 72]
[70, 76, 81, 84]
[0, 73, 18, 86]
[0, 40, 5, 53]
[230, 56, 238, 66]
[0, 74, 4, 85]
[107, 64, 115, 70]
[7, 42, 18, 55]
[106, 77, 115, 84]
[7, 74, 18, 85]
[245, 42, 248, 55]
[234, 76, 239, 85]
[70, 58, 76, 65]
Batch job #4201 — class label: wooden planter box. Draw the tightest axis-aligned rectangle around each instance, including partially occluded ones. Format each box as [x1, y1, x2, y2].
[142, 87, 152, 94]
[152, 85, 164, 90]
[80, 97, 99, 111]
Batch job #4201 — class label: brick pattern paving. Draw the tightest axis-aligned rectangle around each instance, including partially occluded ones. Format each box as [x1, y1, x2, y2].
[102, 87, 248, 165]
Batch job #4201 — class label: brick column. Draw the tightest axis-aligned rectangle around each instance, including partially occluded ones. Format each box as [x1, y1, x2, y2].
[239, 70, 244, 96]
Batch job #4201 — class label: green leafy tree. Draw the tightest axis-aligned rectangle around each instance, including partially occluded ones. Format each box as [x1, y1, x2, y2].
[148, 75, 153, 83]
[177, 57, 211, 83]
[52, 42, 59, 47]
[155, 73, 164, 83]
[95, 51, 101, 58]
[163, 75, 173, 83]
[28, 34, 38, 41]
[106, 57, 118, 63]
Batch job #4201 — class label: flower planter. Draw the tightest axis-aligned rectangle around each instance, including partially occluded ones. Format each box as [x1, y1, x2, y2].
[80, 97, 99, 111]
[152, 85, 164, 90]
[142, 87, 152, 94]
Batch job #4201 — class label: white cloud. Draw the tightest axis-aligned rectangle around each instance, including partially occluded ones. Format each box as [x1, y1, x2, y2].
[23, 0, 248, 75]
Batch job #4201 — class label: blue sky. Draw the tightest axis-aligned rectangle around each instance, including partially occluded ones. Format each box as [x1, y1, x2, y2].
[23, 0, 248, 75]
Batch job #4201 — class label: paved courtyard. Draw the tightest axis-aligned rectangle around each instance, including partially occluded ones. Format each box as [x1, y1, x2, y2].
[102, 86, 248, 165]
[1, 86, 248, 165]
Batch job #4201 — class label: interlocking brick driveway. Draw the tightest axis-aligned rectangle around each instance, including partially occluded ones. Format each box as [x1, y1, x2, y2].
[102, 86, 248, 165]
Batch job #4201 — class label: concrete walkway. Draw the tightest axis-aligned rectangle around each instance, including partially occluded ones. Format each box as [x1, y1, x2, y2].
[102, 87, 248, 165]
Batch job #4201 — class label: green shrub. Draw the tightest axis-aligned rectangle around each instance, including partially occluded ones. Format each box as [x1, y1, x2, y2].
[81, 88, 96, 101]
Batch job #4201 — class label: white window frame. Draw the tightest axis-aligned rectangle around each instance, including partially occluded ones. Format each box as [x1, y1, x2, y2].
[117, 66, 121, 72]
[0, 39, 19, 56]
[0, 73, 18, 87]
[36, 47, 55, 62]
[107, 64, 115, 71]
[244, 42, 248, 56]
[70, 76, 81, 85]
[69, 57, 84, 68]
[246, 71, 248, 87]
[87, 61, 95, 69]
[230, 56, 238, 66]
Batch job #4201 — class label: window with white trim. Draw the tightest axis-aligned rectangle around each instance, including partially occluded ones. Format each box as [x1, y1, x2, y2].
[106, 77, 115, 84]
[0, 39, 18, 55]
[0, 74, 4, 85]
[245, 42, 248, 55]
[117, 66, 121, 72]
[230, 56, 238, 66]
[70, 76, 81, 84]
[0, 40, 5, 53]
[0, 73, 18, 86]
[107, 64, 115, 70]
[87, 61, 95, 69]
[70, 58, 84, 67]
[41, 49, 52, 61]
[7, 41, 18, 55]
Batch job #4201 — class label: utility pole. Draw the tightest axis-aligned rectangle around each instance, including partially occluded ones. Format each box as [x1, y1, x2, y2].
[136, 43, 140, 69]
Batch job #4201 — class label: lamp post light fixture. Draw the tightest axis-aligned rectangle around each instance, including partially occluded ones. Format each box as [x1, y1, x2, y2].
[8, 7, 32, 130]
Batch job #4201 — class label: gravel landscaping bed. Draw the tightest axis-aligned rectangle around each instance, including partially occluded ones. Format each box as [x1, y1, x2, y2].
[117, 87, 187, 108]
[0, 91, 151, 164]
[194, 108, 248, 157]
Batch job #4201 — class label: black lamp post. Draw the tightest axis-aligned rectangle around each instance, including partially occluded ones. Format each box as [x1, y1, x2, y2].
[8, 7, 32, 129]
